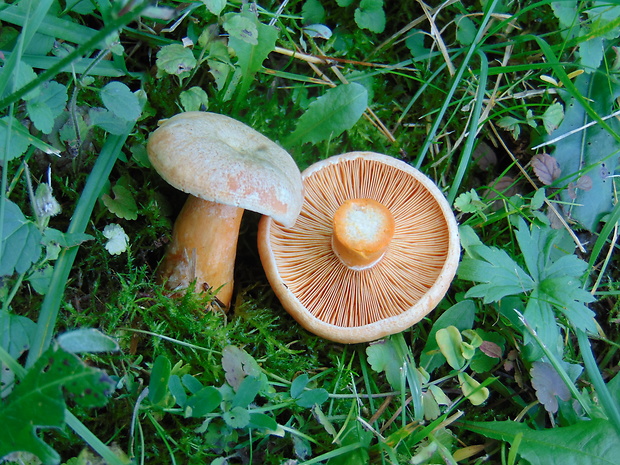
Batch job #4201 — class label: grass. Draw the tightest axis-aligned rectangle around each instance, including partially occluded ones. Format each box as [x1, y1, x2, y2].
[1, 0, 620, 464]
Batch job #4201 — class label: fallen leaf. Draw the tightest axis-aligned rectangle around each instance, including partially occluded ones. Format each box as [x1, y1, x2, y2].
[530, 361, 571, 413]
[531, 153, 561, 185]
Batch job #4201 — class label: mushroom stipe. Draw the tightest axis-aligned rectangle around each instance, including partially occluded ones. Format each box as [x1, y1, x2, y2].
[258, 152, 460, 344]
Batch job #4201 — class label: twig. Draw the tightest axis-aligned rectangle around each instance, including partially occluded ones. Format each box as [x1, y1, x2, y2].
[417, 0, 455, 75]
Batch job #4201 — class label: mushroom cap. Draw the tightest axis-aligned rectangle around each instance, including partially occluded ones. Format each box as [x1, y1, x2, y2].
[147, 111, 303, 227]
[258, 152, 460, 344]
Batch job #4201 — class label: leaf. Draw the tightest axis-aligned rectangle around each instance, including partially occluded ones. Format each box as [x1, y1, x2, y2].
[248, 412, 278, 432]
[57, 328, 120, 354]
[0, 310, 37, 359]
[102, 184, 138, 221]
[366, 338, 403, 391]
[0, 345, 114, 464]
[100, 81, 141, 122]
[436, 326, 466, 370]
[470, 330, 505, 374]
[168, 375, 187, 407]
[223, 406, 250, 429]
[221, 345, 260, 390]
[302, 0, 325, 24]
[462, 418, 620, 465]
[89, 107, 134, 135]
[541, 102, 564, 134]
[179, 86, 209, 112]
[232, 375, 262, 409]
[547, 71, 620, 231]
[25, 81, 68, 134]
[0, 117, 32, 162]
[201, 0, 226, 16]
[290, 374, 309, 399]
[0, 199, 42, 276]
[285, 83, 368, 146]
[296, 388, 329, 408]
[102, 224, 129, 255]
[420, 300, 476, 373]
[354, 0, 386, 33]
[458, 372, 489, 406]
[531, 153, 561, 185]
[456, 15, 477, 45]
[148, 355, 171, 404]
[185, 386, 222, 418]
[530, 361, 571, 414]
[223, 13, 259, 45]
[156, 44, 197, 76]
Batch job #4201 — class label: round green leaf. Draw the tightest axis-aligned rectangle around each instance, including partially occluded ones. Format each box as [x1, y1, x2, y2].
[100, 81, 141, 121]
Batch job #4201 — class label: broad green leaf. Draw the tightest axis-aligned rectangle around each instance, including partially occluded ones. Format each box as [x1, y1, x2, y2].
[296, 388, 329, 408]
[354, 0, 385, 33]
[285, 83, 368, 146]
[456, 15, 477, 45]
[27, 264, 54, 294]
[0, 199, 42, 276]
[56, 328, 119, 354]
[156, 44, 197, 76]
[541, 102, 564, 134]
[470, 330, 505, 374]
[185, 386, 221, 417]
[366, 337, 402, 390]
[179, 86, 209, 112]
[0, 310, 36, 358]
[436, 326, 466, 370]
[291, 373, 310, 399]
[0, 117, 32, 162]
[201, 0, 226, 16]
[249, 412, 278, 432]
[182, 374, 204, 394]
[168, 375, 187, 407]
[223, 13, 259, 45]
[223, 405, 250, 428]
[148, 355, 171, 404]
[25, 81, 68, 134]
[102, 184, 138, 220]
[302, 0, 325, 24]
[462, 418, 620, 465]
[89, 107, 134, 135]
[548, 71, 620, 231]
[101, 81, 141, 122]
[0, 345, 114, 464]
[458, 372, 489, 405]
[232, 375, 262, 409]
[420, 300, 476, 373]
[227, 8, 278, 105]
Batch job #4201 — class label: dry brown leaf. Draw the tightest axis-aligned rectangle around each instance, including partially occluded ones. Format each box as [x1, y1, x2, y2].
[531, 153, 561, 185]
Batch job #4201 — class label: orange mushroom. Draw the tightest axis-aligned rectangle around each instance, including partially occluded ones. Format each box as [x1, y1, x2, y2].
[258, 152, 460, 343]
[147, 111, 303, 308]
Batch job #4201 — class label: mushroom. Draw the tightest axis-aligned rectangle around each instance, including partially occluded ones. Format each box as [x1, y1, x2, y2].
[258, 152, 460, 343]
[147, 111, 303, 308]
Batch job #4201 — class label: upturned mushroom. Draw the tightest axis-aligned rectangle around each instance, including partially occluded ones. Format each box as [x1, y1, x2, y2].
[258, 152, 460, 343]
[147, 111, 303, 308]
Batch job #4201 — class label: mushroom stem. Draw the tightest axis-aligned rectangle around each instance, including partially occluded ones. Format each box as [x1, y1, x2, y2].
[158, 195, 244, 308]
[331, 198, 395, 270]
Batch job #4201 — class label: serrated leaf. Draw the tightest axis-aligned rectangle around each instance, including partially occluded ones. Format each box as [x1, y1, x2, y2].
[547, 71, 620, 230]
[89, 107, 134, 135]
[148, 355, 171, 404]
[26, 81, 68, 134]
[156, 44, 197, 76]
[462, 418, 620, 465]
[201, 0, 226, 16]
[179, 86, 209, 112]
[0, 345, 114, 464]
[100, 81, 141, 122]
[542, 102, 564, 134]
[0, 199, 42, 276]
[530, 361, 571, 414]
[354, 0, 386, 33]
[531, 153, 561, 185]
[286, 83, 368, 146]
[0, 310, 36, 359]
[57, 328, 119, 354]
[102, 184, 138, 220]
[0, 117, 32, 162]
[366, 338, 403, 391]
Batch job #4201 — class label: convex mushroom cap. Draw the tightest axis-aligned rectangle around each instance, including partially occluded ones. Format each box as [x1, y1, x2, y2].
[148, 111, 303, 308]
[258, 152, 460, 343]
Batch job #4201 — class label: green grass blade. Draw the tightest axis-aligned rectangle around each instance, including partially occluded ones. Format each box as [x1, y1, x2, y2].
[576, 329, 620, 435]
[414, 0, 501, 168]
[66, 412, 128, 465]
[447, 50, 488, 204]
[25, 132, 131, 368]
